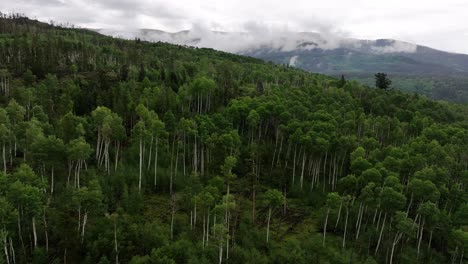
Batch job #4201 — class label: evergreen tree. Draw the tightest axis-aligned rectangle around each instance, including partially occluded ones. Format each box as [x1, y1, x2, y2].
[375, 72, 392, 90]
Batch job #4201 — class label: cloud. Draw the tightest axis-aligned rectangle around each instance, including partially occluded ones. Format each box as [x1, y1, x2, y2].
[104, 20, 352, 53]
[289, 56, 299, 67]
[93, 20, 422, 55]
[1, 0, 467, 53]
[0, 0, 187, 30]
[369, 41, 418, 54]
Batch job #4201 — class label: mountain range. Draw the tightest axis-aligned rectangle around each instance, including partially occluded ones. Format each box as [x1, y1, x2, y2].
[93, 28, 468, 103]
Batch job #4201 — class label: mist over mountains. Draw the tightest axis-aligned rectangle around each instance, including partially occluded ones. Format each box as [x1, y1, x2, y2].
[93, 27, 468, 73]
[93, 27, 468, 103]
[94, 27, 419, 54]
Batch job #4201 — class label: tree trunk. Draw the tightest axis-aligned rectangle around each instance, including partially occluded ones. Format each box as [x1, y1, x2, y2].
[114, 141, 120, 171]
[2, 143, 5, 174]
[183, 134, 186, 176]
[32, 217, 37, 248]
[300, 152, 306, 189]
[3, 233, 10, 264]
[139, 138, 143, 192]
[202, 214, 206, 248]
[266, 207, 272, 243]
[374, 212, 387, 255]
[292, 145, 297, 184]
[171, 207, 175, 240]
[335, 200, 343, 230]
[17, 210, 25, 256]
[206, 211, 210, 246]
[43, 207, 48, 252]
[417, 218, 425, 258]
[81, 211, 88, 244]
[96, 134, 102, 165]
[390, 233, 402, 264]
[154, 138, 158, 187]
[323, 208, 330, 246]
[8, 237, 14, 264]
[77, 206, 81, 234]
[342, 207, 349, 248]
[194, 201, 197, 227]
[174, 142, 179, 180]
[226, 224, 230, 260]
[170, 137, 175, 194]
[323, 151, 328, 191]
[252, 188, 256, 222]
[218, 243, 223, 264]
[50, 166, 54, 194]
[355, 203, 364, 240]
[190, 210, 193, 230]
[114, 222, 118, 264]
[193, 137, 197, 173]
[147, 136, 153, 171]
[225, 184, 230, 224]
[428, 230, 433, 250]
[406, 193, 413, 214]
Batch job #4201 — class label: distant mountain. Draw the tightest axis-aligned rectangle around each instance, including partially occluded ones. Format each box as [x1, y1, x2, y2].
[93, 28, 468, 103]
[249, 40, 468, 74]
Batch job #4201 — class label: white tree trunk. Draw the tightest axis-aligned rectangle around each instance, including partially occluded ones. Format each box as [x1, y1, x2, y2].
[390, 233, 402, 264]
[218, 244, 223, 264]
[114, 222, 119, 264]
[139, 138, 143, 192]
[32, 217, 37, 248]
[50, 166, 54, 194]
[154, 139, 158, 187]
[147, 136, 153, 171]
[206, 211, 210, 246]
[300, 153, 306, 189]
[342, 207, 349, 248]
[202, 214, 206, 248]
[335, 200, 343, 229]
[194, 201, 197, 226]
[81, 211, 88, 243]
[323, 208, 330, 245]
[2, 143, 6, 174]
[374, 212, 387, 255]
[292, 146, 297, 184]
[114, 141, 120, 171]
[3, 233, 10, 264]
[417, 218, 425, 257]
[43, 208, 49, 252]
[266, 207, 272, 243]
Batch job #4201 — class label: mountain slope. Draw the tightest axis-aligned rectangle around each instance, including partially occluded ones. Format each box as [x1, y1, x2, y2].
[1, 15, 468, 264]
[95, 28, 468, 103]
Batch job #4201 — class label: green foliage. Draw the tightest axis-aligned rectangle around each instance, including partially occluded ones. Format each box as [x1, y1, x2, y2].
[375, 72, 392, 90]
[0, 15, 466, 264]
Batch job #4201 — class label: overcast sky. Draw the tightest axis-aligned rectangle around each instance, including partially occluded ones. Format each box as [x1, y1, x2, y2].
[1, 0, 468, 54]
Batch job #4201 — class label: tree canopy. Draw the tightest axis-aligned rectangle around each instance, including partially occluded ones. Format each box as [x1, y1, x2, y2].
[0, 14, 467, 264]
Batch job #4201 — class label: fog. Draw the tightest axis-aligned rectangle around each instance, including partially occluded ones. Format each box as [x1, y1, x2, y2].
[95, 22, 418, 54]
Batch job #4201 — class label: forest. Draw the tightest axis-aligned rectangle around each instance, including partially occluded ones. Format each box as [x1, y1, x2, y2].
[0, 14, 467, 264]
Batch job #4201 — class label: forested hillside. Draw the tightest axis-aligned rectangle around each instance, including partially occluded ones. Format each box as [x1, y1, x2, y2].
[0, 14, 467, 264]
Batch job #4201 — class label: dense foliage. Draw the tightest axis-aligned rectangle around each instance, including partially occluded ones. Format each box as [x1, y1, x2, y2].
[0, 14, 467, 264]
[244, 43, 468, 104]
[351, 74, 468, 104]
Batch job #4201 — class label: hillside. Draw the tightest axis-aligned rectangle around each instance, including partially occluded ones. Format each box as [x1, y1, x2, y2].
[97, 28, 468, 103]
[245, 40, 468, 103]
[0, 14, 468, 264]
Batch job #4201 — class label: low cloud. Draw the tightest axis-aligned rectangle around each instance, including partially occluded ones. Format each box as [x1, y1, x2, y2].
[97, 21, 355, 53]
[95, 22, 419, 55]
[370, 41, 418, 53]
[2, 0, 465, 53]
[288, 56, 299, 67]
